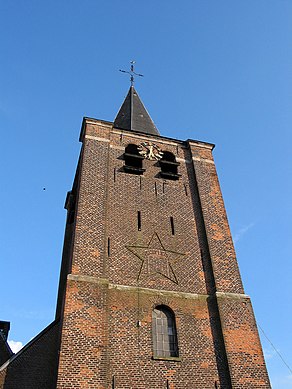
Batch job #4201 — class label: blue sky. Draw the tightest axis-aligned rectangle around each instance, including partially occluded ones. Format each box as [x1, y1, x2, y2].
[0, 1, 291, 387]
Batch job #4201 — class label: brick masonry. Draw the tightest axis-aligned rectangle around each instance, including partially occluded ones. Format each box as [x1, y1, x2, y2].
[54, 118, 271, 388]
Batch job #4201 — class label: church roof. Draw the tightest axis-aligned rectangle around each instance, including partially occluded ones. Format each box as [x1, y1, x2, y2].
[113, 86, 159, 136]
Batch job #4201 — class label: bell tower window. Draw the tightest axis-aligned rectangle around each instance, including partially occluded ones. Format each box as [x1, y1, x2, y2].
[124, 144, 145, 175]
[159, 151, 180, 180]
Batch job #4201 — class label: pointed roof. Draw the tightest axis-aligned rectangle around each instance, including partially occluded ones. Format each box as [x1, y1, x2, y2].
[114, 86, 159, 136]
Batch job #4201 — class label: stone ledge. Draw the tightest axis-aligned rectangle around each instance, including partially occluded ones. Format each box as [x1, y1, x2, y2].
[192, 156, 214, 164]
[67, 275, 208, 300]
[152, 356, 181, 362]
[67, 275, 250, 301]
[216, 291, 250, 300]
[84, 135, 110, 142]
[67, 274, 108, 285]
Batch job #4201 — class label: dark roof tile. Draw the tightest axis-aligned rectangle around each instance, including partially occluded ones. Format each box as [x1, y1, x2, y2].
[114, 86, 159, 136]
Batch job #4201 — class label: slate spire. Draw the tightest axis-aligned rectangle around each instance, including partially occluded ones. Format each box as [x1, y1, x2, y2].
[113, 86, 159, 136]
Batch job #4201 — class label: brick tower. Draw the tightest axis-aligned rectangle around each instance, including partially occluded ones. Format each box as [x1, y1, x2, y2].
[0, 84, 271, 388]
[54, 85, 270, 389]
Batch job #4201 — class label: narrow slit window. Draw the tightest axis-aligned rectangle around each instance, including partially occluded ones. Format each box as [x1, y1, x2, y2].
[170, 217, 175, 235]
[138, 211, 141, 231]
[107, 238, 110, 256]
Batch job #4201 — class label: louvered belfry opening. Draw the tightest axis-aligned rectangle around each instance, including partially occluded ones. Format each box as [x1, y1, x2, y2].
[159, 151, 180, 180]
[123, 144, 145, 175]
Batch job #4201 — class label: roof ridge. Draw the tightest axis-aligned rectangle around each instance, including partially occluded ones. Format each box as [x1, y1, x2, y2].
[0, 319, 60, 371]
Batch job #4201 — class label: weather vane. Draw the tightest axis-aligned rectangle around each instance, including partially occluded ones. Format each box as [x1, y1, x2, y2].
[119, 60, 143, 86]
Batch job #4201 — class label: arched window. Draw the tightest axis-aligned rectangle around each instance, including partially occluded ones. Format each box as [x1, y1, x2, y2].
[159, 151, 180, 180]
[152, 305, 179, 358]
[124, 144, 145, 175]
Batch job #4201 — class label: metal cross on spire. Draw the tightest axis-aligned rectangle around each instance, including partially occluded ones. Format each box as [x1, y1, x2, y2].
[119, 60, 144, 86]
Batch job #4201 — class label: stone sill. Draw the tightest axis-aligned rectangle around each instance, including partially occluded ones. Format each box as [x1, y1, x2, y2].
[152, 356, 181, 362]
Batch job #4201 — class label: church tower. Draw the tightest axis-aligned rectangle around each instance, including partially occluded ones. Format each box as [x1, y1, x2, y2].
[0, 73, 271, 388]
[54, 82, 271, 388]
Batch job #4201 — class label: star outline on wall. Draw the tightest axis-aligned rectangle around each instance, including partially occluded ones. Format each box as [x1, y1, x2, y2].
[126, 232, 185, 284]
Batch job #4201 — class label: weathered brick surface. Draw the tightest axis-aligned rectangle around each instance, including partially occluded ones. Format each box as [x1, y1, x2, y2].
[107, 287, 219, 389]
[218, 296, 270, 388]
[187, 141, 270, 387]
[189, 142, 244, 294]
[56, 279, 109, 388]
[55, 119, 270, 388]
[57, 278, 222, 389]
[0, 320, 60, 389]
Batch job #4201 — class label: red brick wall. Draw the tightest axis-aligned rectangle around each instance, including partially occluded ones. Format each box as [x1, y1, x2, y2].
[188, 142, 270, 388]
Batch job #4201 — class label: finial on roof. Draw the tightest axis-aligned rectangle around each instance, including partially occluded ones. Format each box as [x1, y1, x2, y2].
[119, 60, 144, 86]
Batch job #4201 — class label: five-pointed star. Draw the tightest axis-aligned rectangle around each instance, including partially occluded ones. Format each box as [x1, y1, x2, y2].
[126, 232, 185, 284]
